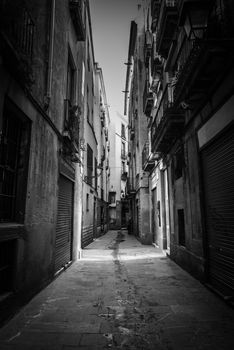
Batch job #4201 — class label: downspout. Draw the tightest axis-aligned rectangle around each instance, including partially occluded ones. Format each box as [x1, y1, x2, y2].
[44, 0, 56, 110]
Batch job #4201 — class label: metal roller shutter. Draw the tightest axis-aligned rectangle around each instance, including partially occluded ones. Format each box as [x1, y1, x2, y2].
[55, 175, 73, 273]
[202, 126, 234, 298]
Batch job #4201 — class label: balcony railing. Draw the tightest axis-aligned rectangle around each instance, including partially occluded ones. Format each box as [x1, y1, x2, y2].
[143, 81, 154, 117]
[156, 0, 178, 58]
[172, 37, 200, 102]
[142, 141, 158, 172]
[121, 171, 128, 181]
[173, 2, 234, 105]
[154, 83, 174, 127]
[144, 30, 153, 67]
[121, 150, 127, 160]
[69, 0, 85, 41]
[151, 83, 184, 153]
[151, 0, 161, 25]
[151, 0, 161, 32]
[63, 99, 80, 162]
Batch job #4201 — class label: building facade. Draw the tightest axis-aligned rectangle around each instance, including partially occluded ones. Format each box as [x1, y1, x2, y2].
[126, 0, 234, 299]
[81, 9, 110, 248]
[125, 5, 153, 244]
[94, 63, 110, 238]
[0, 0, 110, 320]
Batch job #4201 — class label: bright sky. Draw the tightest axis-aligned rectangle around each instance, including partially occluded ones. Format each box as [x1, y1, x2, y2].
[89, 0, 140, 121]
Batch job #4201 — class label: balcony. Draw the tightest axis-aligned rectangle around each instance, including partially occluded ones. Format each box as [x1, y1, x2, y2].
[121, 171, 128, 181]
[151, 84, 184, 153]
[0, 1, 35, 86]
[177, 0, 212, 26]
[130, 128, 135, 140]
[151, 59, 163, 93]
[173, 3, 234, 106]
[144, 30, 153, 67]
[69, 0, 85, 41]
[104, 127, 108, 140]
[142, 141, 159, 172]
[100, 112, 105, 127]
[126, 178, 136, 198]
[63, 100, 81, 162]
[121, 150, 127, 160]
[151, 0, 161, 32]
[156, 0, 178, 58]
[143, 81, 154, 117]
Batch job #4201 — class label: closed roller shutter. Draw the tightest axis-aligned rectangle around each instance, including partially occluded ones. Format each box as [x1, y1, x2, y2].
[55, 175, 73, 273]
[202, 126, 234, 298]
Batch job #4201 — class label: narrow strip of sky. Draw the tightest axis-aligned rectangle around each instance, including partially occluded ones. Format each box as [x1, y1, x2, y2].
[89, 0, 140, 119]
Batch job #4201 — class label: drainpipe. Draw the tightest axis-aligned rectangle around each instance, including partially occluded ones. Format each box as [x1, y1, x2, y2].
[44, 0, 56, 110]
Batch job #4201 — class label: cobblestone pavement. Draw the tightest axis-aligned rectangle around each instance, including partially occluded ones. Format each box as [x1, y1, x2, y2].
[0, 230, 233, 349]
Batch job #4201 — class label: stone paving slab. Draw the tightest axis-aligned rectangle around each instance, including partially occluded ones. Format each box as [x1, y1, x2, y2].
[0, 230, 234, 350]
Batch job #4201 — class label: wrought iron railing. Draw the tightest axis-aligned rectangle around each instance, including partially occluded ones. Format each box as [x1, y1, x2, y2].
[157, 0, 177, 36]
[155, 83, 174, 126]
[172, 37, 199, 102]
[151, 82, 177, 148]
[121, 150, 127, 160]
[63, 99, 80, 150]
[143, 80, 154, 117]
[144, 30, 153, 67]
[142, 141, 150, 168]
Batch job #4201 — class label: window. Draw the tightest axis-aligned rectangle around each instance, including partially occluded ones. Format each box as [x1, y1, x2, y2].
[121, 142, 126, 159]
[121, 161, 126, 174]
[67, 55, 75, 103]
[87, 40, 90, 71]
[86, 193, 89, 211]
[174, 146, 184, 180]
[109, 191, 116, 204]
[0, 100, 31, 223]
[178, 209, 185, 246]
[94, 157, 97, 190]
[82, 62, 85, 96]
[65, 49, 76, 127]
[121, 123, 126, 139]
[91, 108, 94, 125]
[86, 85, 89, 122]
[87, 144, 93, 186]
[92, 73, 94, 96]
[157, 201, 161, 227]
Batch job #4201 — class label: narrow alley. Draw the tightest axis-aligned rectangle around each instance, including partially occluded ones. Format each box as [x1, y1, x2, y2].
[0, 230, 233, 350]
[1, 0, 234, 348]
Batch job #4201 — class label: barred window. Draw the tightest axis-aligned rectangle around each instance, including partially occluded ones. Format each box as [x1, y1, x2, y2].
[0, 99, 30, 223]
[87, 144, 93, 186]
